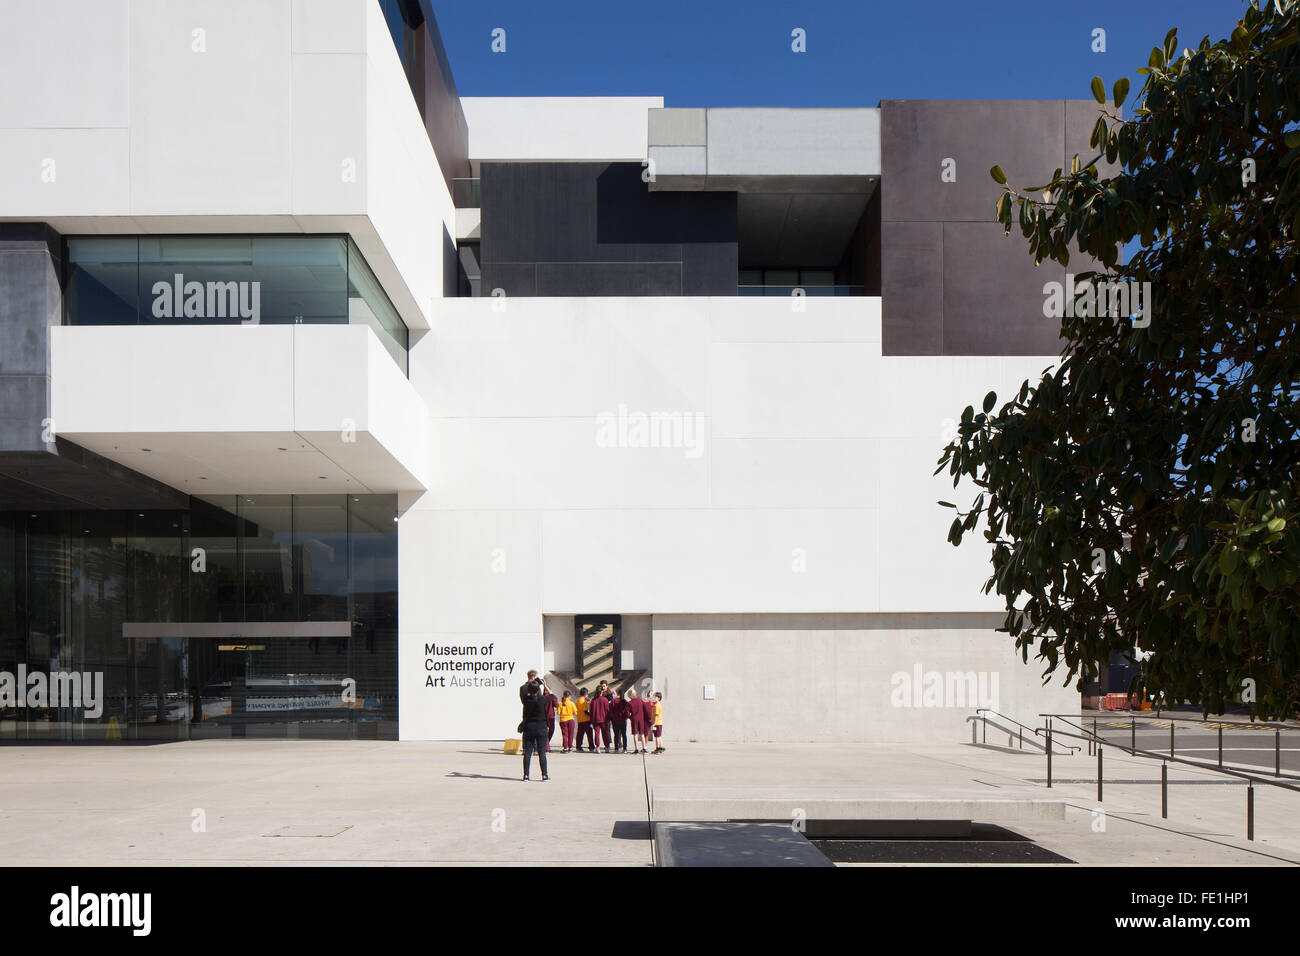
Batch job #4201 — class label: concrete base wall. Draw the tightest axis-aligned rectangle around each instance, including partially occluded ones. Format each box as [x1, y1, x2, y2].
[649, 613, 1077, 744]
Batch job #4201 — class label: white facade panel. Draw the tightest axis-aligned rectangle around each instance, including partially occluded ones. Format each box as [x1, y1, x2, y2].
[0, 0, 130, 129]
[128, 0, 294, 216]
[0, 130, 131, 216]
[539, 508, 882, 615]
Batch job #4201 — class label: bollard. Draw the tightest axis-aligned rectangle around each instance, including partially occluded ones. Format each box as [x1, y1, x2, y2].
[1218, 726, 1223, 767]
[1161, 763, 1168, 819]
[1247, 783, 1255, 841]
[1131, 718, 1136, 755]
[1276, 731, 1281, 778]
[1097, 746, 1103, 802]
[1170, 722, 1175, 758]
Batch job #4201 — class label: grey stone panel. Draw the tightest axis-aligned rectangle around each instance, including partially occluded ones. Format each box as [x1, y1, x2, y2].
[879, 100, 1105, 355]
[648, 108, 707, 146]
[0, 251, 56, 375]
[648, 146, 706, 177]
[880, 220, 943, 355]
[1065, 98, 1122, 179]
[0, 224, 61, 451]
[941, 221, 1066, 357]
[881, 100, 1066, 223]
[682, 242, 737, 295]
[480, 162, 737, 296]
[705, 108, 880, 177]
[536, 261, 681, 297]
[479, 262, 536, 298]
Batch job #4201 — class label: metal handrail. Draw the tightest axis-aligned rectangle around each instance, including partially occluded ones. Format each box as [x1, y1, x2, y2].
[974, 708, 1080, 755]
[1043, 710, 1297, 776]
[1043, 711, 1298, 731]
[1041, 723, 1300, 790]
[1035, 721, 1300, 841]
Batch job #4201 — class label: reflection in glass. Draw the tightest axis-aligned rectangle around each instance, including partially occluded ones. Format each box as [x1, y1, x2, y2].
[63, 235, 409, 375]
[0, 496, 398, 743]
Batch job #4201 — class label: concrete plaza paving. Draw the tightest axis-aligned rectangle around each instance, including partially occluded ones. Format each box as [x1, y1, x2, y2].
[1, 737, 1298, 865]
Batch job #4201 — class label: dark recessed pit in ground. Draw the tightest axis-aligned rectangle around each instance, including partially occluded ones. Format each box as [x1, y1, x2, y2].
[728, 819, 1076, 865]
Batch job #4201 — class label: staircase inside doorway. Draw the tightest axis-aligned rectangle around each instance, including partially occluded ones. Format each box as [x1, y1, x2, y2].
[575, 615, 620, 689]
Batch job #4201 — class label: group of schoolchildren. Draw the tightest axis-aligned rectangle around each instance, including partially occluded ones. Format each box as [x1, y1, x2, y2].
[521, 669, 665, 757]
[556, 681, 665, 755]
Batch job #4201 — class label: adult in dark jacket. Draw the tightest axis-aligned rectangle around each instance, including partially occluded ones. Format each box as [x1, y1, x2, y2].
[520, 683, 549, 781]
[519, 669, 541, 702]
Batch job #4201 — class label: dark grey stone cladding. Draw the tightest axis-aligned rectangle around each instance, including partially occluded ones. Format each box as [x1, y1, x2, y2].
[0, 223, 61, 454]
[880, 99, 1109, 356]
[0, 224, 186, 510]
[479, 162, 738, 296]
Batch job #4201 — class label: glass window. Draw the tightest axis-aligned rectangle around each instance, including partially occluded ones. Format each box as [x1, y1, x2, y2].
[0, 496, 398, 742]
[65, 235, 409, 376]
[188, 497, 241, 622]
[65, 237, 139, 325]
[138, 236, 348, 326]
[295, 495, 350, 623]
[348, 240, 409, 375]
[239, 495, 296, 622]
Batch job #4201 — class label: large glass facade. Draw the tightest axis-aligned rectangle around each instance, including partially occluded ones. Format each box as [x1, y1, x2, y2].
[0, 496, 398, 743]
[64, 235, 409, 375]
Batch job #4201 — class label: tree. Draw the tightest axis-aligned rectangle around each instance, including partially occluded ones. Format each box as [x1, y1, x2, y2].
[939, 1, 1300, 719]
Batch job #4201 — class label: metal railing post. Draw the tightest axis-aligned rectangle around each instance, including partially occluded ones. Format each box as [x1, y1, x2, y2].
[1170, 722, 1175, 758]
[1093, 718, 1098, 757]
[1019, 726, 1023, 750]
[1276, 731, 1281, 778]
[1097, 746, 1103, 802]
[1218, 726, 1223, 767]
[1131, 718, 1136, 755]
[1247, 783, 1255, 841]
[982, 713, 986, 744]
[1046, 725, 1053, 788]
[1161, 763, 1168, 818]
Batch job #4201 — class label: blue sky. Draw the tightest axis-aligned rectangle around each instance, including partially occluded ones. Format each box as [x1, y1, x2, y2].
[432, 0, 1249, 106]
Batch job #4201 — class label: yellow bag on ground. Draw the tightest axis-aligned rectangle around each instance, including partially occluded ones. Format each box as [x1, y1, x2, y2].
[502, 738, 521, 754]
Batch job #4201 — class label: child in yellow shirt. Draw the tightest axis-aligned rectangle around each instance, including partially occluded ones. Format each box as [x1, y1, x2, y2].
[651, 692, 665, 754]
[558, 691, 578, 753]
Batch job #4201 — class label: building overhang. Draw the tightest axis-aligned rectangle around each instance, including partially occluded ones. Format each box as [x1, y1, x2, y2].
[50, 324, 430, 496]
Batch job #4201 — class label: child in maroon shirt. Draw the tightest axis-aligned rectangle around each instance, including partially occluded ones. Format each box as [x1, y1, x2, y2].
[542, 684, 558, 752]
[610, 691, 630, 752]
[588, 688, 612, 753]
